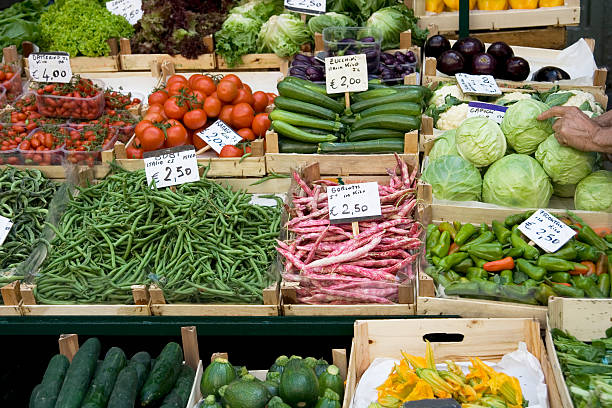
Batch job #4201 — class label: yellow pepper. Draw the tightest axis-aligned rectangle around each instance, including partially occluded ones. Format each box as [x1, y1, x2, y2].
[477, 0, 508, 9]
[444, 0, 476, 10]
[426, 0, 445, 12]
[509, 0, 538, 8]
[539, 0, 563, 6]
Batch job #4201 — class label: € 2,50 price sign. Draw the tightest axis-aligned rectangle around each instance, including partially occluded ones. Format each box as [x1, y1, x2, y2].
[106, 0, 144, 25]
[28, 52, 73, 84]
[518, 209, 576, 253]
[327, 182, 382, 224]
[144, 145, 199, 189]
[0, 215, 12, 246]
[284, 0, 325, 15]
[325, 54, 369, 94]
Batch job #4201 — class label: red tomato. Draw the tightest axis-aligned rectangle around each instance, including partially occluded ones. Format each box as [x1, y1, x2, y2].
[126, 142, 144, 159]
[251, 113, 271, 138]
[164, 122, 189, 148]
[167, 81, 190, 97]
[237, 128, 255, 141]
[166, 74, 188, 88]
[222, 74, 243, 89]
[143, 111, 164, 123]
[135, 120, 154, 139]
[204, 96, 222, 118]
[217, 80, 238, 103]
[163, 96, 188, 120]
[252, 91, 269, 113]
[266, 93, 277, 105]
[232, 88, 254, 106]
[148, 90, 168, 106]
[193, 76, 217, 96]
[147, 104, 164, 114]
[219, 105, 233, 125]
[230, 103, 254, 129]
[188, 74, 205, 88]
[188, 90, 206, 109]
[219, 145, 244, 157]
[140, 126, 165, 151]
[192, 130, 208, 150]
[183, 109, 207, 130]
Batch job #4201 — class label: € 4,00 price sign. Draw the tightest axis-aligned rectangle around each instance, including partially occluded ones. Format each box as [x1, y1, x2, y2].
[327, 182, 382, 224]
[144, 145, 199, 189]
[28, 52, 73, 84]
[325, 54, 369, 94]
[518, 209, 576, 253]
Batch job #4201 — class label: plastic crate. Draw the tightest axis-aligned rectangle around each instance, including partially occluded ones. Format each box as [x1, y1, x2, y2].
[35, 79, 105, 120]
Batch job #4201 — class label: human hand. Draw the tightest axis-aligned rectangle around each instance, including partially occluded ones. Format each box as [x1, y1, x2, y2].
[538, 106, 602, 152]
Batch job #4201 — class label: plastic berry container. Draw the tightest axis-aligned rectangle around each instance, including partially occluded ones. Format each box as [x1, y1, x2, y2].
[0, 63, 23, 102]
[20, 125, 69, 166]
[0, 122, 28, 165]
[35, 79, 105, 120]
[62, 126, 118, 167]
[323, 27, 383, 73]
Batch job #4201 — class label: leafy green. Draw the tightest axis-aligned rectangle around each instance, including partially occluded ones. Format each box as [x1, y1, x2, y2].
[365, 4, 427, 48]
[257, 13, 310, 57]
[426, 95, 464, 127]
[0, 0, 47, 51]
[230, 0, 284, 21]
[307, 12, 356, 35]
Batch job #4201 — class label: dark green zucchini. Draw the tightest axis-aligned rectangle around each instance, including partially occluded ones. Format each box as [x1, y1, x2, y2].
[277, 81, 345, 114]
[340, 116, 357, 126]
[81, 347, 127, 408]
[140, 342, 183, 406]
[129, 351, 152, 391]
[351, 87, 397, 103]
[358, 102, 422, 118]
[273, 121, 336, 143]
[55, 338, 101, 408]
[106, 366, 139, 408]
[283, 76, 328, 96]
[29, 354, 70, 408]
[278, 138, 319, 153]
[270, 109, 343, 132]
[346, 128, 405, 142]
[159, 365, 196, 408]
[352, 114, 420, 132]
[319, 138, 404, 153]
[393, 84, 432, 100]
[350, 90, 424, 112]
[297, 127, 330, 135]
[273, 96, 338, 120]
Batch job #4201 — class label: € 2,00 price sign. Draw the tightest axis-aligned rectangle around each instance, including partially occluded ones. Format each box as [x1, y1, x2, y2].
[144, 145, 199, 189]
[455, 73, 502, 96]
[325, 54, 369, 94]
[195, 120, 242, 154]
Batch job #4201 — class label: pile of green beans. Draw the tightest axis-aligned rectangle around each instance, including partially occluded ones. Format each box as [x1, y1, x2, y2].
[0, 167, 58, 280]
[35, 168, 282, 305]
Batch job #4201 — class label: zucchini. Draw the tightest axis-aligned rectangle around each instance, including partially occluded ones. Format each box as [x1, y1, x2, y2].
[279, 359, 319, 408]
[107, 366, 139, 408]
[221, 375, 271, 408]
[270, 109, 343, 132]
[274, 96, 337, 121]
[129, 351, 152, 391]
[140, 342, 183, 406]
[394, 85, 432, 100]
[297, 127, 329, 135]
[201, 358, 236, 397]
[318, 365, 343, 399]
[351, 88, 397, 103]
[283, 76, 328, 96]
[346, 128, 405, 142]
[273, 121, 336, 143]
[30, 354, 70, 408]
[319, 138, 404, 153]
[277, 81, 345, 114]
[81, 347, 127, 408]
[359, 102, 421, 118]
[351, 90, 424, 112]
[55, 337, 101, 408]
[352, 114, 420, 132]
[159, 364, 196, 408]
[279, 138, 318, 153]
[340, 116, 356, 126]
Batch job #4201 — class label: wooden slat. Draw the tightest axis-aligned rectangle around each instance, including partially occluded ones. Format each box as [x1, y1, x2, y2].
[114, 156, 266, 177]
[181, 326, 200, 370]
[216, 54, 287, 70]
[332, 349, 348, 380]
[545, 320, 573, 408]
[21, 304, 150, 316]
[443, 26, 567, 49]
[282, 303, 415, 316]
[1, 281, 21, 305]
[151, 304, 279, 316]
[58, 334, 79, 362]
[120, 54, 215, 71]
[0, 164, 111, 180]
[548, 297, 612, 341]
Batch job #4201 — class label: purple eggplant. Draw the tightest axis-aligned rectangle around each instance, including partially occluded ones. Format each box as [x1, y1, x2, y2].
[406, 51, 416, 64]
[293, 54, 311, 63]
[291, 59, 310, 67]
[361, 36, 376, 42]
[290, 66, 308, 76]
[394, 51, 407, 64]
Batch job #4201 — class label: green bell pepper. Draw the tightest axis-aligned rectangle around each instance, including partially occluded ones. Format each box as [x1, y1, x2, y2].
[598, 273, 610, 297]
[510, 230, 539, 260]
[500, 269, 513, 285]
[503, 247, 524, 258]
[573, 241, 600, 262]
[537, 256, 585, 272]
[438, 252, 469, 271]
[466, 267, 489, 280]
[454, 257, 474, 273]
[548, 244, 577, 261]
[550, 272, 571, 283]
[550, 282, 585, 298]
[504, 210, 535, 227]
[573, 275, 605, 298]
[469, 255, 487, 268]
[438, 222, 457, 240]
[461, 231, 495, 250]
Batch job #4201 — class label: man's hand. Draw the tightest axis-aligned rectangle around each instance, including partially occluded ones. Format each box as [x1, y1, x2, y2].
[538, 106, 603, 152]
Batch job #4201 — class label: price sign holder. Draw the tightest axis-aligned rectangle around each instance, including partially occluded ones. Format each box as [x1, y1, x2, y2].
[28, 52, 72, 83]
[284, 0, 325, 15]
[466, 101, 507, 124]
[327, 182, 382, 232]
[195, 120, 242, 154]
[455, 73, 502, 96]
[144, 145, 199, 189]
[0, 215, 12, 246]
[518, 209, 576, 253]
[106, 0, 143, 25]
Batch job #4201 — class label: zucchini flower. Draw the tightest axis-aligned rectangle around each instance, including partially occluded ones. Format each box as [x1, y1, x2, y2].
[415, 368, 454, 398]
[489, 372, 523, 408]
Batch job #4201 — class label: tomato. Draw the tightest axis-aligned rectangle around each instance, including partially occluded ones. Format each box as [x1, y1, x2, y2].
[164, 122, 189, 148]
[266, 93, 277, 105]
[193, 76, 216, 96]
[188, 74, 205, 88]
[204, 96, 222, 118]
[163, 96, 188, 120]
[148, 90, 168, 106]
[140, 126, 165, 151]
[147, 103, 164, 114]
[222, 74, 243, 89]
[217, 80, 238, 103]
[143, 111, 164, 123]
[219, 105, 234, 125]
[231, 103, 254, 129]
[192, 130, 208, 150]
[135, 120, 154, 139]
[252, 91, 269, 113]
[167, 81, 190, 97]
[166, 74, 188, 88]
[251, 113, 271, 138]
[187, 89, 206, 109]
[126, 142, 144, 159]
[232, 88, 254, 106]
[183, 109, 207, 130]
[242, 83, 252, 94]
[237, 128, 255, 141]
[219, 145, 244, 157]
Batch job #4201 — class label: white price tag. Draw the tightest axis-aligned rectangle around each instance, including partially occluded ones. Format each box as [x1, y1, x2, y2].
[466, 101, 508, 124]
[196, 120, 242, 154]
[325, 54, 369, 94]
[28, 52, 72, 83]
[284, 0, 325, 14]
[327, 182, 382, 224]
[144, 145, 199, 189]
[455, 73, 501, 96]
[0, 215, 12, 246]
[106, 0, 143, 25]
[518, 209, 576, 253]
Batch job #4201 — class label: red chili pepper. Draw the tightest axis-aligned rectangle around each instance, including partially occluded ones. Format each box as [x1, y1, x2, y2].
[483, 256, 515, 272]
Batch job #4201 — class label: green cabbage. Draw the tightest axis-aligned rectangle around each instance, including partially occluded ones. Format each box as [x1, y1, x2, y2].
[552, 182, 576, 198]
[455, 117, 506, 167]
[365, 5, 424, 49]
[535, 134, 596, 185]
[428, 130, 458, 161]
[483, 154, 552, 208]
[230, 0, 284, 22]
[574, 170, 612, 213]
[257, 14, 310, 57]
[501, 99, 553, 154]
[422, 155, 482, 201]
[307, 12, 356, 35]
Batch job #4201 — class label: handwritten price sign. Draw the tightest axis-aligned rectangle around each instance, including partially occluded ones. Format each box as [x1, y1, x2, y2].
[455, 73, 502, 96]
[518, 209, 576, 253]
[0, 215, 12, 246]
[327, 182, 382, 224]
[106, 0, 143, 25]
[28, 52, 72, 83]
[195, 120, 242, 154]
[325, 54, 368, 94]
[284, 0, 325, 14]
[144, 145, 199, 189]
[466, 101, 507, 124]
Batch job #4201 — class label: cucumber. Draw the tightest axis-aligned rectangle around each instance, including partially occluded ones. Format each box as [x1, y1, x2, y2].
[359, 102, 421, 118]
[140, 342, 183, 406]
[352, 114, 420, 132]
[273, 121, 336, 143]
[277, 81, 345, 114]
[29, 354, 70, 408]
[350, 90, 424, 112]
[129, 351, 152, 390]
[55, 338, 101, 408]
[270, 109, 343, 132]
[283, 76, 328, 96]
[346, 128, 405, 142]
[274, 96, 338, 120]
[107, 366, 139, 408]
[319, 138, 404, 153]
[279, 138, 318, 153]
[81, 347, 127, 408]
[159, 364, 196, 408]
[351, 88, 397, 103]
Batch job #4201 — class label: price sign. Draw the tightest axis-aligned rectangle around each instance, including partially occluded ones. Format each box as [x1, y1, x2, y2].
[28, 52, 72, 83]
[106, 0, 143, 25]
[455, 73, 501, 96]
[327, 182, 382, 224]
[284, 0, 325, 14]
[325, 54, 368, 94]
[0, 215, 12, 246]
[144, 145, 199, 189]
[518, 209, 576, 253]
[466, 101, 508, 124]
[195, 120, 242, 154]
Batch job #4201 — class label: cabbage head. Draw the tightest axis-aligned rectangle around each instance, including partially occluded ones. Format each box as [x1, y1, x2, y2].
[574, 170, 612, 212]
[307, 12, 356, 35]
[257, 14, 310, 57]
[501, 99, 553, 154]
[428, 130, 458, 161]
[482, 154, 552, 208]
[365, 5, 417, 49]
[422, 155, 482, 201]
[535, 135, 596, 185]
[455, 117, 506, 167]
[552, 182, 576, 198]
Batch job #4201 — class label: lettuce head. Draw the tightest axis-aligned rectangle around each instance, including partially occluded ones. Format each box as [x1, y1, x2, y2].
[456, 116, 506, 167]
[501, 99, 553, 154]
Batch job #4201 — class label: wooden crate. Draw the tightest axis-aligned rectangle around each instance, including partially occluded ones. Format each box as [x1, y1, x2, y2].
[119, 36, 216, 71]
[546, 298, 612, 408]
[188, 349, 348, 408]
[23, 55, 120, 74]
[441, 25, 567, 50]
[406, 0, 580, 32]
[216, 54, 289, 71]
[0, 281, 23, 315]
[344, 318, 563, 408]
[0, 164, 112, 181]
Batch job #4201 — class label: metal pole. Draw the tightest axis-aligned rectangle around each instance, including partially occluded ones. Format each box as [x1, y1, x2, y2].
[459, 0, 469, 38]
